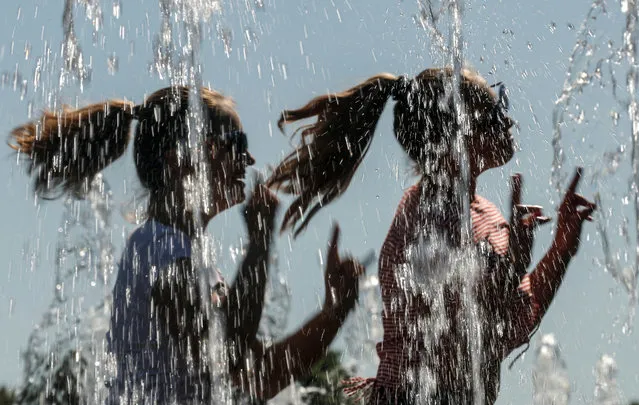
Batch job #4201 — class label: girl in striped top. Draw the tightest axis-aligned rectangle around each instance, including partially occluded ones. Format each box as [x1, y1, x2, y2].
[267, 67, 596, 404]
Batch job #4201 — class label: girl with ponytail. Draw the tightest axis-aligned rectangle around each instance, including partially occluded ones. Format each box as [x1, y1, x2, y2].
[10, 86, 364, 404]
[268, 68, 596, 404]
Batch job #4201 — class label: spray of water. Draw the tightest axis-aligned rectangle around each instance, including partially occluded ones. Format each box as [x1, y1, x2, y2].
[20, 175, 116, 404]
[550, 0, 639, 328]
[411, 1, 489, 403]
[593, 354, 623, 405]
[342, 274, 383, 376]
[532, 334, 570, 405]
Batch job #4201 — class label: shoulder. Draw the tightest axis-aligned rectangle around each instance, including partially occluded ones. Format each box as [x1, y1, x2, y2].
[472, 195, 506, 224]
[126, 220, 192, 266]
[380, 184, 421, 260]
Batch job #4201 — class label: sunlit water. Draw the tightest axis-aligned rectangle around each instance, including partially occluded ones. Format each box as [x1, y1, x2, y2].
[11, 0, 639, 404]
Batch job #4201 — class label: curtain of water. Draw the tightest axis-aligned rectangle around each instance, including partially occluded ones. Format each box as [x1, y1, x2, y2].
[16, 1, 120, 402]
[152, 1, 235, 402]
[20, 175, 116, 404]
[411, 1, 488, 403]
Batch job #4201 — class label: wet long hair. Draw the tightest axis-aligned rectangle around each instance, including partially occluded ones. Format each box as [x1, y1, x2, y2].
[267, 67, 499, 236]
[10, 86, 241, 199]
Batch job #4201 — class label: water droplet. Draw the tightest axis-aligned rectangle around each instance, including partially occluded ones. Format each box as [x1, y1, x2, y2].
[112, 0, 121, 19]
[611, 110, 620, 126]
[107, 53, 119, 75]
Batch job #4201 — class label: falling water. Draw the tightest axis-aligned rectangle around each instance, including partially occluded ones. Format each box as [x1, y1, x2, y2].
[550, 0, 639, 327]
[342, 274, 383, 375]
[61, 0, 94, 89]
[411, 1, 488, 403]
[11, 0, 639, 404]
[624, 0, 639, 329]
[19, 175, 116, 404]
[256, 254, 291, 343]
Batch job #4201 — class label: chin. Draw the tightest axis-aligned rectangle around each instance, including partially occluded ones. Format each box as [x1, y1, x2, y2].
[208, 186, 246, 216]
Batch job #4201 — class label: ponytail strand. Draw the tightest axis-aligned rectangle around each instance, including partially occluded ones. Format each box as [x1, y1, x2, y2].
[267, 73, 398, 236]
[9, 100, 136, 199]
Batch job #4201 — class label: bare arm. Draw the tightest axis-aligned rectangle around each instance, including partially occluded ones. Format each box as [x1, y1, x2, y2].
[245, 307, 349, 400]
[225, 234, 272, 368]
[225, 184, 279, 371]
[233, 225, 364, 401]
[525, 168, 595, 321]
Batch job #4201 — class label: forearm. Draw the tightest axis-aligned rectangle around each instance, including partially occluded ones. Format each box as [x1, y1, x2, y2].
[527, 241, 573, 320]
[250, 308, 346, 400]
[226, 236, 272, 352]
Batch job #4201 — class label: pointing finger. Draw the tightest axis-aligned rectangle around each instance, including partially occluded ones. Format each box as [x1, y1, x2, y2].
[567, 167, 583, 195]
[511, 173, 522, 215]
[327, 223, 341, 266]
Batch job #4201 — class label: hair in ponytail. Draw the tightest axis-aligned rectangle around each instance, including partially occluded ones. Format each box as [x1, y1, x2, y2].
[268, 67, 500, 236]
[10, 100, 135, 199]
[9, 86, 241, 200]
[267, 73, 398, 236]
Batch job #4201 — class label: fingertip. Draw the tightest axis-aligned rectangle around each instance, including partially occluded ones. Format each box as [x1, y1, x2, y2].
[330, 223, 341, 247]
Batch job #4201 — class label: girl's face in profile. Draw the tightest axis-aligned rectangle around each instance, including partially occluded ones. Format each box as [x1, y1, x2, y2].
[468, 84, 516, 174]
[205, 130, 256, 214]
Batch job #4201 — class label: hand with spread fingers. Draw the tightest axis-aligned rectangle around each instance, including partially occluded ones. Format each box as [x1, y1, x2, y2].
[323, 224, 366, 321]
[509, 173, 551, 274]
[554, 167, 596, 258]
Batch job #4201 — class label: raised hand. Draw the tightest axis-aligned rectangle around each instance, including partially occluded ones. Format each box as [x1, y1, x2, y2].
[243, 174, 280, 245]
[509, 173, 551, 274]
[554, 167, 596, 257]
[323, 224, 366, 320]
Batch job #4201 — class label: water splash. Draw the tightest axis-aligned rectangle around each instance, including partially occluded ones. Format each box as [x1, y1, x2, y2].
[550, 0, 639, 330]
[623, 0, 639, 331]
[532, 334, 570, 405]
[594, 354, 623, 405]
[343, 274, 383, 375]
[60, 0, 94, 89]
[257, 254, 292, 342]
[19, 174, 116, 404]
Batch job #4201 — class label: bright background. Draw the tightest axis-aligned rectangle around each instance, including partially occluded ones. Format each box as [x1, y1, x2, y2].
[0, 0, 637, 403]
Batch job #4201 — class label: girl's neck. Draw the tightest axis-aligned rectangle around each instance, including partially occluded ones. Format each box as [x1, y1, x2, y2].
[148, 190, 205, 239]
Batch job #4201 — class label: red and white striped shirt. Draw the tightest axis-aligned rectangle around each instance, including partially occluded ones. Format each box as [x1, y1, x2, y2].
[345, 183, 541, 402]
